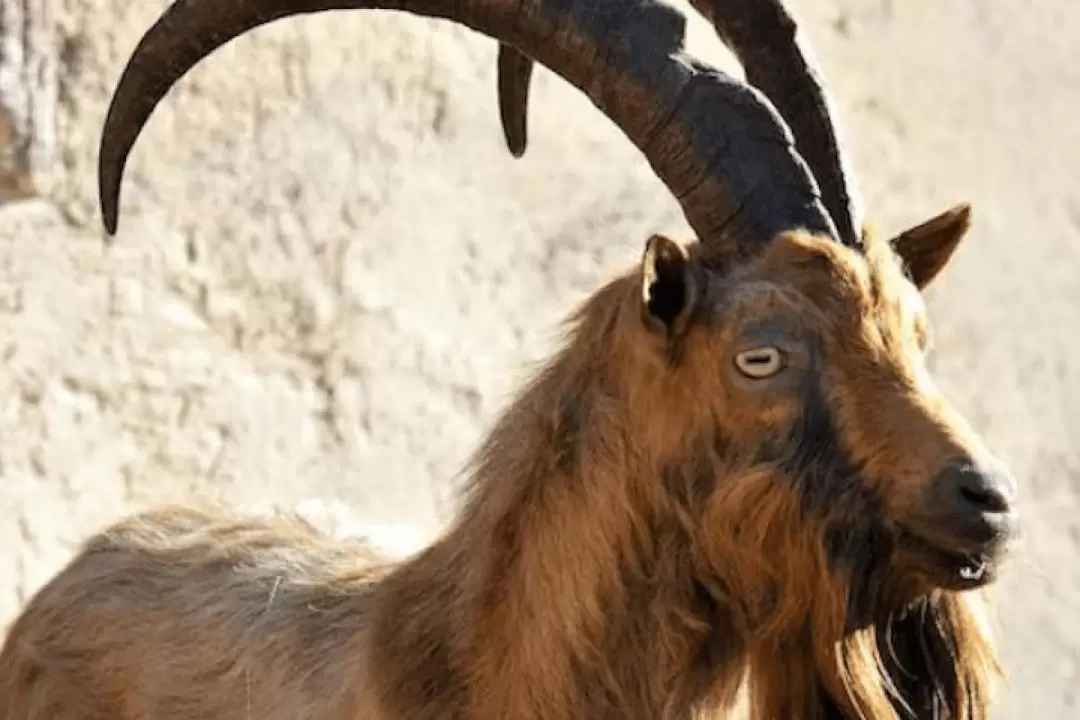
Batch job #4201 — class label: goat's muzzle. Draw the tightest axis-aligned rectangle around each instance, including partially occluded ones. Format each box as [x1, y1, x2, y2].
[899, 456, 1020, 591]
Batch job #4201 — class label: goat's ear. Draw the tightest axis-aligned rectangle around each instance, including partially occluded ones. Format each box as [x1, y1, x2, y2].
[640, 234, 698, 336]
[889, 203, 973, 290]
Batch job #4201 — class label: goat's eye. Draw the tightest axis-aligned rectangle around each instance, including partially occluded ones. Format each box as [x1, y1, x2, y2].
[734, 347, 785, 379]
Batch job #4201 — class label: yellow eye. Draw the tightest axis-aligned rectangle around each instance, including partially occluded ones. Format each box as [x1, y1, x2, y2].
[734, 347, 785, 379]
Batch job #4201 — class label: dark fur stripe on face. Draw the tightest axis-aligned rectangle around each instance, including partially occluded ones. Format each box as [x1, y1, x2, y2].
[773, 377, 865, 515]
[766, 378, 893, 627]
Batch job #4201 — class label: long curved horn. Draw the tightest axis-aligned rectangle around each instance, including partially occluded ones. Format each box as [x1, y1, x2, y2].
[689, 0, 864, 246]
[98, 0, 839, 257]
[496, 0, 863, 247]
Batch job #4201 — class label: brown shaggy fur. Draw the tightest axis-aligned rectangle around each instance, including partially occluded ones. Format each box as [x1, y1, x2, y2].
[0, 213, 1009, 719]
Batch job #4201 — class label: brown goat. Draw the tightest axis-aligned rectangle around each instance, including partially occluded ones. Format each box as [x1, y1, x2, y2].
[0, 0, 1019, 719]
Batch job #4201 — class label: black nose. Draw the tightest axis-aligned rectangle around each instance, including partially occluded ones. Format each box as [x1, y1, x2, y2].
[934, 458, 1017, 542]
[955, 469, 1012, 513]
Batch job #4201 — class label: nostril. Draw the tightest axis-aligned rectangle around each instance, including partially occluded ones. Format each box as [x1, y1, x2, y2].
[958, 483, 1008, 513]
[955, 471, 1012, 514]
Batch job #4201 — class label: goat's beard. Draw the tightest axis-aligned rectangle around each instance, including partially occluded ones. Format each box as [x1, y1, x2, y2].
[696, 469, 1002, 719]
[816, 522, 1003, 720]
[872, 589, 1001, 719]
[742, 586, 1001, 720]
[828, 516, 1004, 719]
[708, 504, 1001, 717]
[813, 586, 1001, 720]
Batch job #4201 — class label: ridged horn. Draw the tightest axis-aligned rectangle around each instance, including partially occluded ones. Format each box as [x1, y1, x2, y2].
[98, 0, 838, 256]
[495, 0, 862, 246]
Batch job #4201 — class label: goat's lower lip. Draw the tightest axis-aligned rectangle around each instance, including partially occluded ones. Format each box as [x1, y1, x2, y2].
[896, 529, 1000, 591]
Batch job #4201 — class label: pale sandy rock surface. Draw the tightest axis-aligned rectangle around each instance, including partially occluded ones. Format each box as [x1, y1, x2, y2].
[0, 0, 1077, 716]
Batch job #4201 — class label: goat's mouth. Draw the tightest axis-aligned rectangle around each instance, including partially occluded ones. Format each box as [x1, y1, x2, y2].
[896, 529, 1001, 591]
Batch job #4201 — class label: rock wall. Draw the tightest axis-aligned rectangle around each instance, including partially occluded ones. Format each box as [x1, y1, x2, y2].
[0, 0, 1077, 716]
